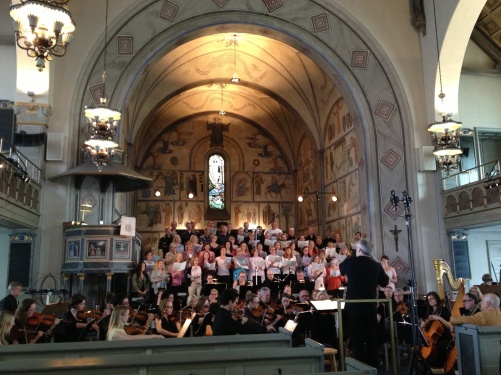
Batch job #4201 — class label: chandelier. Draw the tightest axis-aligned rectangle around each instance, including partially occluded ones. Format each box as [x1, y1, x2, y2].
[427, 0, 463, 174]
[82, 0, 120, 171]
[229, 34, 239, 83]
[219, 83, 226, 116]
[10, 0, 75, 72]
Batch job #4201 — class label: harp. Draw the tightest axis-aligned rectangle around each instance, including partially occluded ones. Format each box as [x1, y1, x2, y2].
[433, 259, 464, 301]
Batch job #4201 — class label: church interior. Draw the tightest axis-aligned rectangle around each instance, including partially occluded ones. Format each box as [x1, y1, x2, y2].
[1, 0, 501, 349]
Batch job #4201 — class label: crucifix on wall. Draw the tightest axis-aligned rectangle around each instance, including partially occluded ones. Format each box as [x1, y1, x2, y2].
[389, 225, 402, 252]
[207, 115, 229, 148]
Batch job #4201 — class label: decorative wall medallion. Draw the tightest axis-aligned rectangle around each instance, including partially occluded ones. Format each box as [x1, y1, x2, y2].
[383, 201, 404, 221]
[117, 36, 134, 55]
[170, 156, 179, 166]
[374, 98, 396, 121]
[159, 1, 180, 22]
[351, 50, 369, 69]
[311, 13, 330, 33]
[262, 0, 284, 13]
[88, 83, 105, 106]
[380, 148, 402, 171]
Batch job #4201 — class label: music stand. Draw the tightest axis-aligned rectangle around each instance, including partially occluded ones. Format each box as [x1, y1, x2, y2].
[238, 285, 253, 299]
[41, 301, 69, 319]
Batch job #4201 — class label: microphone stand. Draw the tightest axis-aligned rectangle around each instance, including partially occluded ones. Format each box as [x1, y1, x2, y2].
[390, 190, 432, 375]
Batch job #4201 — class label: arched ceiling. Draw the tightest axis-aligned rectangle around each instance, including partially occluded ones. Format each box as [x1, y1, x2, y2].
[124, 32, 343, 168]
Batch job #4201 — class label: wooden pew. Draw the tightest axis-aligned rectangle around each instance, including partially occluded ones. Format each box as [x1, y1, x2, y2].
[0, 328, 292, 361]
[455, 323, 501, 375]
[0, 344, 324, 374]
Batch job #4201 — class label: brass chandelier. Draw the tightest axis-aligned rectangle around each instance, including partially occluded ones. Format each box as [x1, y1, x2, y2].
[10, 0, 75, 71]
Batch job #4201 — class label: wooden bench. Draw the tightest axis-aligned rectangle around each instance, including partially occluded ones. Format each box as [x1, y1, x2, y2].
[455, 323, 501, 375]
[0, 328, 292, 361]
[0, 344, 323, 374]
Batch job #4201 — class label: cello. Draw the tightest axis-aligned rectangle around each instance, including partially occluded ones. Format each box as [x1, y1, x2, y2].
[420, 301, 445, 363]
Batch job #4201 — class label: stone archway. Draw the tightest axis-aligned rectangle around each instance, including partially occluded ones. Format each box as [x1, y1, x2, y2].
[74, 1, 414, 265]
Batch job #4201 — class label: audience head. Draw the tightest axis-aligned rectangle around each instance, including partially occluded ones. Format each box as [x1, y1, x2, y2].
[299, 289, 310, 302]
[482, 273, 494, 285]
[8, 281, 22, 297]
[480, 293, 500, 311]
[393, 288, 404, 303]
[111, 293, 129, 307]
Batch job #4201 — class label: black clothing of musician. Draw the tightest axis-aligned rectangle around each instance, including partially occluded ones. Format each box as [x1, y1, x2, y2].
[0, 294, 18, 313]
[213, 289, 247, 335]
[339, 239, 389, 368]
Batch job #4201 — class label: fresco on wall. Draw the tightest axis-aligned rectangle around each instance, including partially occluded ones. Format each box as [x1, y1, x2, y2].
[232, 172, 253, 200]
[332, 218, 347, 244]
[261, 203, 281, 229]
[137, 201, 164, 230]
[325, 182, 338, 220]
[253, 173, 293, 202]
[135, 118, 296, 235]
[346, 213, 362, 240]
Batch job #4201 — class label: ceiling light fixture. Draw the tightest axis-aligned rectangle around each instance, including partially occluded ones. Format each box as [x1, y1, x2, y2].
[230, 34, 239, 83]
[427, 0, 463, 174]
[219, 83, 226, 116]
[82, 0, 120, 171]
[297, 192, 337, 202]
[10, 0, 75, 72]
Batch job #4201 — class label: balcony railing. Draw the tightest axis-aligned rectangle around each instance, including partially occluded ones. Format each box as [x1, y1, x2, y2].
[442, 159, 501, 191]
[0, 136, 41, 184]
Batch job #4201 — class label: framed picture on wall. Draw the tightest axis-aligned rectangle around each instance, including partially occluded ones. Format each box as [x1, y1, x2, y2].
[84, 238, 108, 260]
[66, 237, 81, 261]
[113, 238, 132, 260]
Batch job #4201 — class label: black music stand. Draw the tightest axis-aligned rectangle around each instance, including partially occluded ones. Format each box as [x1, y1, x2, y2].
[238, 285, 253, 299]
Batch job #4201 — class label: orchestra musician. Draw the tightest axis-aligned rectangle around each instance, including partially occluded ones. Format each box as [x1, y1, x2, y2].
[213, 289, 249, 335]
[243, 292, 276, 333]
[392, 288, 412, 345]
[58, 294, 98, 343]
[11, 298, 61, 344]
[0, 310, 15, 345]
[97, 293, 129, 341]
[107, 305, 163, 341]
[154, 298, 180, 338]
[420, 291, 452, 368]
[257, 287, 282, 328]
[275, 293, 297, 328]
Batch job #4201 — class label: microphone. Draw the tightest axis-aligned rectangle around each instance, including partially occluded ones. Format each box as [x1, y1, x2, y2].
[390, 190, 399, 207]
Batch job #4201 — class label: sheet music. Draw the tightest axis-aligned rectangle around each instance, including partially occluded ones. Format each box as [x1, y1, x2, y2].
[237, 235, 245, 243]
[252, 258, 265, 268]
[204, 262, 216, 271]
[264, 239, 275, 247]
[297, 241, 308, 248]
[310, 262, 324, 272]
[173, 261, 187, 271]
[269, 255, 281, 263]
[282, 259, 297, 267]
[301, 257, 311, 266]
[276, 249, 284, 257]
[194, 244, 203, 253]
[280, 240, 291, 248]
[224, 257, 232, 264]
[335, 242, 346, 248]
[234, 257, 249, 269]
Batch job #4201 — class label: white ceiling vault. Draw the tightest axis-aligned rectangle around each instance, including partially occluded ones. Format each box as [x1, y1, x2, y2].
[125, 31, 343, 170]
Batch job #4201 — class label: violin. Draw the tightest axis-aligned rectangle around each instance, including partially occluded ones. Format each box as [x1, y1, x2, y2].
[127, 307, 149, 325]
[124, 321, 152, 335]
[77, 309, 103, 321]
[26, 312, 59, 330]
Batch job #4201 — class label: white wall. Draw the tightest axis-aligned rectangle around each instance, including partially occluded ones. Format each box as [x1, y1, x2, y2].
[0, 45, 16, 101]
[466, 225, 501, 288]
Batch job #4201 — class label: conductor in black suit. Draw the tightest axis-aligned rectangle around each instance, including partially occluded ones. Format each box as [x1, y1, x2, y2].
[0, 281, 22, 313]
[340, 239, 389, 368]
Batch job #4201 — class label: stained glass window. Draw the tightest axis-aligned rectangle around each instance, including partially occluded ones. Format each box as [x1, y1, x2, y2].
[208, 154, 225, 210]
